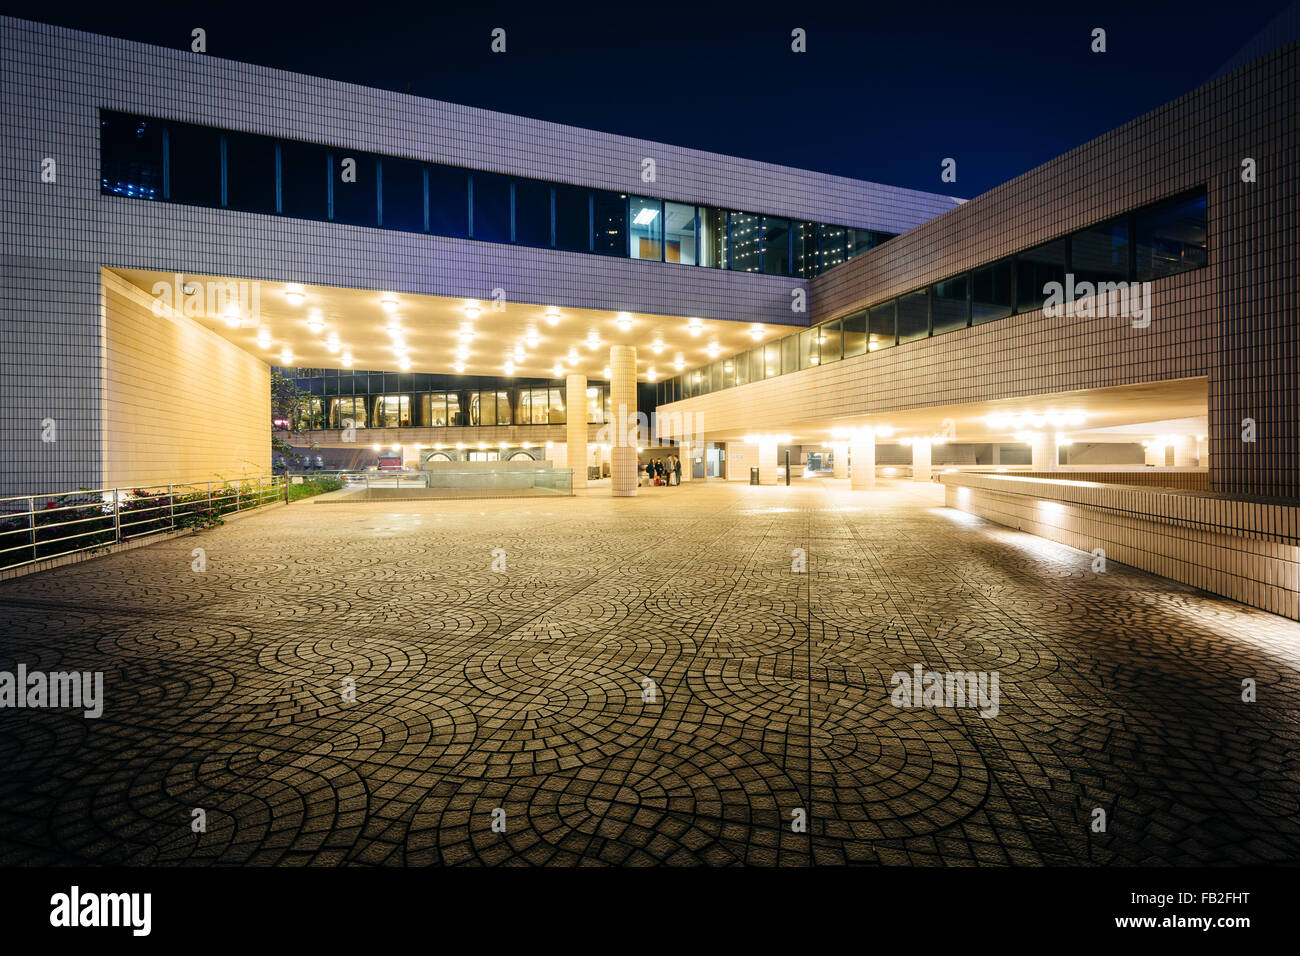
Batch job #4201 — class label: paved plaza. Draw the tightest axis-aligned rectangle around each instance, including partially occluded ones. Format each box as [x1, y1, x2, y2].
[0, 479, 1297, 866]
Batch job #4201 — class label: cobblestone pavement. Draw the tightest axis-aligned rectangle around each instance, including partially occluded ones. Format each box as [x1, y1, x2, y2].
[1, 479, 1298, 866]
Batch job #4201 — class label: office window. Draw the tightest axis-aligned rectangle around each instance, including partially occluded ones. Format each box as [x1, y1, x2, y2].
[470, 391, 495, 426]
[381, 157, 425, 233]
[818, 224, 847, 270]
[494, 390, 513, 425]
[727, 213, 761, 272]
[819, 319, 842, 364]
[972, 259, 1014, 325]
[761, 217, 791, 276]
[428, 164, 469, 238]
[328, 396, 367, 428]
[513, 177, 552, 247]
[279, 140, 329, 220]
[630, 196, 664, 260]
[762, 342, 781, 379]
[592, 190, 627, 256]
[698, 364, 712, 395]
[373, 395, 411, 427]
[447, 392, 463, 426]
[100, 111, 163, 199]
[932, 277, 969, 334]
[868, 301, 896, 351]
[554, 184, 590, 252]
[586, 386, 605, 424]
[699, 207, 727, 268]
[548, 388, 566, 424]
[422, 393, 447, 427]
[1136, 190, 1207, 280]
[734, 349, 752, 386]
[843, 310, 868, 357]
[1016, 239, 1067, 313]
[799, 328, 819, 368]
[1073, 216, 1130, 286]
[708, 361, 722, 392]
[224, 131, 276, 213]
[521, 388, 549, 424]
[781, 335, 798, 375]
[898, 289, 930, 343]
[167, 123, 221, 206]
[846, 228, 875, 260]
[664, 202, 697, 264]
[471, 171, 511, 242]
[294, 396, 323, 430]
[793, 222, 819, 278]
[331, 151, 378, 227]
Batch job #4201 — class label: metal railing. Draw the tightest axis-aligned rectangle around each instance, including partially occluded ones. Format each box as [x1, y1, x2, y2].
[0, 476, 286, 573]
[326, 468, 574, 497]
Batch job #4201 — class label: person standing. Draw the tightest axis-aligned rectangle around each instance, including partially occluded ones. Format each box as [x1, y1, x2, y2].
[673, 454, 682, 487]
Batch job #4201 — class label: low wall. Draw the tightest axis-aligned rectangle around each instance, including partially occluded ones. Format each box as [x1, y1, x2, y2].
[941, 473, 1300, 620]
[949, 469, 1211, 490]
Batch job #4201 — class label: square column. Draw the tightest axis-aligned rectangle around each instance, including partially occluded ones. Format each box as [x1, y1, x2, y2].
[850, 431, 876, 489]
[1173, 434, 1197, 467]
[757, 438, 779, 484]
[610, 345, 637, 497]
[679, 442, 692, 482]
[566, 373, 588, 490]
[832, 442, 848, 478]
[1031, 433, 1058, 471]
[911, 438, 932, 481]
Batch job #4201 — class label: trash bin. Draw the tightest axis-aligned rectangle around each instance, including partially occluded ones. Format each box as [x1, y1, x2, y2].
[750, 467, 760, 485]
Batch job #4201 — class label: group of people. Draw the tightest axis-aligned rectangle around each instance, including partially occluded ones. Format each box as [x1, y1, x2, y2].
[641, 455, 683, 486]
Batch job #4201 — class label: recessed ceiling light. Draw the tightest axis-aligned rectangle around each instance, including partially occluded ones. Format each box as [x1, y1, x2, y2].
[632, 207, 659, 225]
[380, 293, 400, 313]
[673, 355, 685, 371]
[513, 344, 526, 363]
[255, 328, 272, 349]
[284, 286, 305, 306]
[586, 331, 601, 349]
[543, 307, 561, 326]
[748, 323, 765, 340]
[603, 365, 611, 378]
[616, 312, 634, 332]
[341, 351, 353, 367]
[706, 342, 721, 358]
[566, 347, 580, 365]
[279, 347, 293, 364]
[463, 301, 481, 319]
[453, 362, 465, 373]
[504, 360, 516, 375]
[647, 367, 658, 381]
[687, 318, 703, 337]
[222, 302, 241, 327]
[524, 328, 540, 348]
[306, 310, 324, 334]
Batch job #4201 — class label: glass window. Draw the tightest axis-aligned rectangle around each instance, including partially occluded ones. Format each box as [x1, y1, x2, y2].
[447, 392, 464, 426]
[470, 391, 496, 426]
[279, 140, 329, 220]
[592, 190, 627, 256]
[513, 178, 552, 247]
[373, 395, 411, 427]
[554, 184, 590, 253]
[799, 328, 819, 368]
[843, 310, 867, 357]
[728, 213, 761, 272]
[761, 217, 791, 276]
[525, 388, 550, 424]
[167, 123, 221, 206]
[1016, 239, 1067, 313]
[629, 196, 663, 260]
[548, 388, 566, 424]
[763, 342, 781, 379]
[423, 393, 447, 427]
[699, 207, 727, 268]
[224, 131, 275, 213]
[427, 164, 469, 238]
[329, 396, 367, 428]
[819, 319, 842, 364]
[380, 157, 425, 233]
[100, 112, 163, 200]
[664, 202, 697, 265]
[586, 386, 605, 424]
[331, 151, 378, 227]
[897, 289, 930, 343]
[781, 335, 798, 375]
[698, 364, 711, 395]
[932, 277, 969, 335]
[868, 302, 896, 351]
[793, 222, 819, 278]
[471, 171, 511, 243]
[1136, 190, 1207, 280]
[1072, 216, 1130, 286]
[733, 350, 750, 387]
[972, 259, 1014, 325]
[710, 361, 724, 392]
[846, 228, 876, 260]
[495, 390, 513, 425]
[818, 225, 847, 271]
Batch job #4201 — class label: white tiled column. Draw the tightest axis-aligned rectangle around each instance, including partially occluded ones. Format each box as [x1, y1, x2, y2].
[679, 442, 692, 482]
[757, 438, 778, 485]
[1173, 434, 1197, 467]
[850, 430, 876, 489]
[566, 373, 587, 490]
[1196, 434, 1209, 467]
[1031, 433, 1058, 471]
[610, 345, 637, 497]
[832, 443, 848, 478]
[912, 438, 932, 481]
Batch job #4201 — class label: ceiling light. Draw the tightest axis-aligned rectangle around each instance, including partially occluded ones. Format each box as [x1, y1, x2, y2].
[504, 360, 516, 375]
[687, 318, 704, 337]
[306, 310, 325, 334]
[325, 339, 340, 354]
[222, 302, 241, 327]
[632, 207, 659, 225]
[524, 328, 540, 348]
[673, 356, 685, 371]
[651, 337, 664, 354]
[513, 344, 526, 363]
[616, 312, 634, 332]
[647, 367, 658, 381]
[552, 362, 565, 377]
[603, 365, 611, 378]
[255, 329, 272, 349]
[399, 357, 412, 370]
[455, 345, 470, 360]
[566, 347, 580, 365]
[453, 362, 465, 373]
[748, 324, 765, 340]
[543, 307, 560, 326]
[284, 286, 305, 306]
[463, 302, 481, 319]
[279, 347, 292, 364]
[341, 351, 353, 367]
[585, 331, 601, 349]
[706, 342, 721, 358]
[380, 293, 400, 313]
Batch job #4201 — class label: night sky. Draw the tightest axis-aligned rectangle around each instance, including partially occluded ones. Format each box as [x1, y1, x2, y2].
[5, 0, 1291, 197]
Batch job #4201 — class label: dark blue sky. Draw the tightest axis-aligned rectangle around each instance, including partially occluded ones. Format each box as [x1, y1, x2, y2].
[8, 0, 1291, 197]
